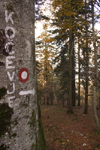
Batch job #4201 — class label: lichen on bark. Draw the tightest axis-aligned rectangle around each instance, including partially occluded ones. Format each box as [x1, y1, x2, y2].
[0, 87, 13, 139]
[30, 82, 46, 150]
[0, 87, 7, 100]
[28, 110, 36, 128]
[6, 4, 14, 11]
[0, 103, 13, 138]
[0, 144, 8, 150]
[35, 81, 46, 150]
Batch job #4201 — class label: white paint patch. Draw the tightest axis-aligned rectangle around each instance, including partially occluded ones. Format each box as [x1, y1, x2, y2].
[21, 71, 28, 79]
[7, 71, 15, 81]
[19, 89, 35, 96]
[5, 10, 14, 24]
[5, 9, 16, 106]
[9, 51, 15, 55]
[5, 26, 15, 39]
[6, 56, 15, 69]
[5, 41, 14, 53]
[25, 39, 31, 52]
[8, 96, 15, 107]
[7, 82, 15, 94]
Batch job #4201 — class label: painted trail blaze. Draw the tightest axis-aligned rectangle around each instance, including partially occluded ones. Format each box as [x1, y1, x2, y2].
[0, 1, 46, 150]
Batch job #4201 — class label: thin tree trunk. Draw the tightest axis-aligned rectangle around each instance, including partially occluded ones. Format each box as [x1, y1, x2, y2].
[99, 93, 100, 108]
[84, 0, 89, 114]
[47, 96, 49, 105]
[63, 99, 64, 107]
[93, 86, 100, 131]
[72, 45, 76, 106]
[68, 32, 74, 113]
[84, 75, 88, 114]
[51, 99, 53, 105]
[78, 39, 81, 106]
[92, 0, 100, 131]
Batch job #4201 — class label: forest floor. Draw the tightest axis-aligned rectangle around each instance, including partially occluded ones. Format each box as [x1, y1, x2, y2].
[40, 105, 100, 150]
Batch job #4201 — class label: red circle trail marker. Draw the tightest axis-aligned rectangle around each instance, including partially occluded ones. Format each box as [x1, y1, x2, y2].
[19, 68, 29, 83]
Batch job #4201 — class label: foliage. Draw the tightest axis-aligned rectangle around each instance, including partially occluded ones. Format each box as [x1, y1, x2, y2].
[54, 44, 69, 105]
[36, 23, 55, 104]
[51, 0, 89, 111]
[36, 0, 100, 111]
[35, 0, 50, 21]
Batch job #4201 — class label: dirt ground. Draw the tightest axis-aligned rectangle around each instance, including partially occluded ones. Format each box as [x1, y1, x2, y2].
[40, 105, 100, 150]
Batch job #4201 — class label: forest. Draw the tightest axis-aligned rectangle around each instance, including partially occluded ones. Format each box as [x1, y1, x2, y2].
[35, 0, 100, 149]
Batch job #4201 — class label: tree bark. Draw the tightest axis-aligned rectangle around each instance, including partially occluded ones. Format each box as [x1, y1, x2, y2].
[84, 0, 89, 114]
[72, 44, 76, 106]
[0, 0, 46, 149]
[77, 39, 81, 106]
[92, 0, 100, 131]
[93, 86, 100, 131]
[68, 32, 74, 113]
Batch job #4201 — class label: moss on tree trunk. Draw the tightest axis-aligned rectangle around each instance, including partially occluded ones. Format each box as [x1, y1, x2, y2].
[35, 81, 46, 150]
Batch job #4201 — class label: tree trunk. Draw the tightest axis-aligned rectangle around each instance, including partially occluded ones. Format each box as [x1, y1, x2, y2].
[99, 94, 100, 108]
[68, 32, 74, 114]
[47, 97, 49, 105]
[51, 98, 53, 105]
[0, 1, 46, 149]
[84, 0, 88, 114]
[77, 39, 81, 106]
[92, 0, 100, 131]
[84, 75, 88, 114]
[51, 92, 54, 105]
[72, 44, 76, 106]
[62, 99, 65, 107]
[93, 86, 100, 131]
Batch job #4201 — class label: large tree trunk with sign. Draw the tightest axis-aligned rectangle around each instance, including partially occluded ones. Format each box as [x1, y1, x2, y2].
[0, 0, 46, 150]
